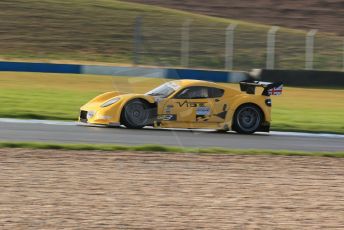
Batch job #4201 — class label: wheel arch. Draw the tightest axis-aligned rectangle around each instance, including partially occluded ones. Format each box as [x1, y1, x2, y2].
[118, 96, 156, 113]
[233, 102, 266, 122]
[229, 102, 267, 132]
[119, 97, 157, 126]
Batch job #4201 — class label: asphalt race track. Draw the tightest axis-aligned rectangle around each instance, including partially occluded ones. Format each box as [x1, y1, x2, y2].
[0, 119, 343, 152]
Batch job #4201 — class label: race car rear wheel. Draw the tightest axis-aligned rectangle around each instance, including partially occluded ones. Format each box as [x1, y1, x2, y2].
[121, 99, 151, 129]
[233, 104, 262, 134]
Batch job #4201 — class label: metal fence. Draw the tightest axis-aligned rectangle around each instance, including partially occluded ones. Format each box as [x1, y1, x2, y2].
[1, 13, 343, 72]
[133, 17, 344, 71]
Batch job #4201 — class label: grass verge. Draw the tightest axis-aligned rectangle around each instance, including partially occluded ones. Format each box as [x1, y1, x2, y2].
[0, 142, 343, 158]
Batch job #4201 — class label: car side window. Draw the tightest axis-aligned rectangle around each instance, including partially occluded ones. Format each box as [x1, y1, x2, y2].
[208, 87, 224, 98]
[175, 86, 209, 99]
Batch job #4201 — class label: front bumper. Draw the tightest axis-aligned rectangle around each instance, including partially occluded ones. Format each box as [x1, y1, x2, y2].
[78, 110, 119, 126]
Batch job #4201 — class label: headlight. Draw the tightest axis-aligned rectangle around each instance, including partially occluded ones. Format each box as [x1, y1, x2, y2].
[101, 97, 120, 107]
[87, 111, 96, 119]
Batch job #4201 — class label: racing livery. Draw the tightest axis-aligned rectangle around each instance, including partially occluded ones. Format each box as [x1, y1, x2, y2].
[79, 79, 283, 134]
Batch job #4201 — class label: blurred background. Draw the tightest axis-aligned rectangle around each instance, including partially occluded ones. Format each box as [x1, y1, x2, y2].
[0, 0, 343, 71]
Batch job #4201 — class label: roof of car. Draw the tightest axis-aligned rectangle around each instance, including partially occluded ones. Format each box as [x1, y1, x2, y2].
[170, 79, 223, 88]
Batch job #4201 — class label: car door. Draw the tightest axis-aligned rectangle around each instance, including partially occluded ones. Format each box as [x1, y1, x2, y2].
[159, 86, 213, 123]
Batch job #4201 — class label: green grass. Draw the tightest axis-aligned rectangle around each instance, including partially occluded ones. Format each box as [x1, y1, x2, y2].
[0, 72, 167, 120]
[0, 0, 342, 70]
[1, 72, 343, 133]
[271, 87, 344, 133]
[0, 142, 343, 158]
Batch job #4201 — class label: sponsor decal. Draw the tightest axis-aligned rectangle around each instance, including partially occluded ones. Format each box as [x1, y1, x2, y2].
[157, 114, 177, 121]
[195, 106, 211, 122]
[176, 100, 207, 107]
[268, 85, 283, 96]
[196, 106, 211, 116]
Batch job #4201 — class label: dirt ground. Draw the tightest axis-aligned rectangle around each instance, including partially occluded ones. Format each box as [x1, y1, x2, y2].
[0, 149, 344, 229]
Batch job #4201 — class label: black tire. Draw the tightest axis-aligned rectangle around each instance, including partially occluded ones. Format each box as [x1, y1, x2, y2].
[232, 104, 263, 134]
[121, 99, 151, 129]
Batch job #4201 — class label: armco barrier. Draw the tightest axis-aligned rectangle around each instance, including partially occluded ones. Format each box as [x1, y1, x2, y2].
[0, 61, 249, 83]
[165, 69, 248, 83]
[251, 69, 344, 87]
[81, 65, 166, 78]
[1, 61, 343, 86]
[0, 61, 81, 74]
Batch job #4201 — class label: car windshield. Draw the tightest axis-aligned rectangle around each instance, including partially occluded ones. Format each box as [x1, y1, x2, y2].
[145, 82, 180, 98]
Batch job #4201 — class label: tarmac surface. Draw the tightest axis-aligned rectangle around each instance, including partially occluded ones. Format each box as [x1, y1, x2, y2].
[0, 119, 343, 152]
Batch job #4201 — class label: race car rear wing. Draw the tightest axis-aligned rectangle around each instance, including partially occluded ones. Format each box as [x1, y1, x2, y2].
[239, 80, 283, 96]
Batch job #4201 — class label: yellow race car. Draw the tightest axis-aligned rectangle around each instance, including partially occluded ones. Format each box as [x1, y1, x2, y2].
[79, 79, 283, 134]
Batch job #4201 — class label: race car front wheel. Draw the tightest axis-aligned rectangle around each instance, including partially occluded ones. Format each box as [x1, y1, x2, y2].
[233, 104, 262, 134]
[121, 99, 151, 129]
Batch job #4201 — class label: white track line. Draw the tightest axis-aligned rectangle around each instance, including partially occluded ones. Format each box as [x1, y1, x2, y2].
[0, 118, 343, 139]
[0, 118, 76, 126]
[270, 131, 344, 139]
